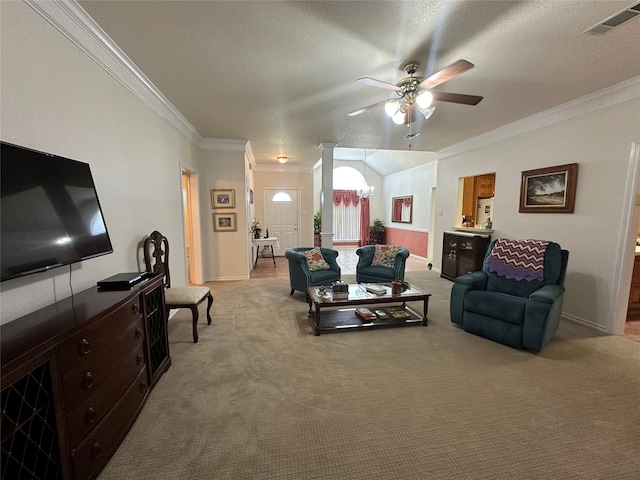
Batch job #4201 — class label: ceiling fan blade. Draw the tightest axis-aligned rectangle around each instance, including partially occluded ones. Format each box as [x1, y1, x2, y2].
[348, 99, 390, 117]
[432, 91, 483, 105]
[356, 77, 402, 91]
[419, 59, 474, 89]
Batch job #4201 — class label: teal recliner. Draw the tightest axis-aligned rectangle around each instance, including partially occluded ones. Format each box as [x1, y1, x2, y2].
[450, 239, 569, 352]
[356, 245, 410, 283]
[285, 247, 341, 297]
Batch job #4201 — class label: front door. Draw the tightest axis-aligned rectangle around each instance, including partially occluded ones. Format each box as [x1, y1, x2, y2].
[265, 188, 298, 256]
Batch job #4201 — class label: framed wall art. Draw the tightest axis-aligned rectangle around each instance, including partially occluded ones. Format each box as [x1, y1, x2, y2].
[519, 163, 578, 213]
[213, 212, 237, 232]
[211, 189, 235, 208]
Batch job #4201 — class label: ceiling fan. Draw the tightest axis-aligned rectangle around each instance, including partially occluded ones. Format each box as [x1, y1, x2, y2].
[348, 59, 483, 125]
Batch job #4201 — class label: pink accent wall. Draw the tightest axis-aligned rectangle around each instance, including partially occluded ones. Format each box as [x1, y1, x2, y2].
[385, 228, 429, 258]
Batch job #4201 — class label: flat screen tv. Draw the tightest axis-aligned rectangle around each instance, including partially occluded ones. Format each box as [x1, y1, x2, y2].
[1, 141, 113, 281]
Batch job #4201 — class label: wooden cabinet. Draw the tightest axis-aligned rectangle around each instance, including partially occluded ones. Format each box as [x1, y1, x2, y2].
[476, 174, 495, 198]
[1, 273, 169, 480]
[441, 232, 491, 281]
[367, 229, 386, 245]
[461, 176, 476, 220]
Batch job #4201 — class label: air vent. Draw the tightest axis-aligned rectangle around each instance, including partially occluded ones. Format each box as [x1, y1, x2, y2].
[583, 2, 640, 35]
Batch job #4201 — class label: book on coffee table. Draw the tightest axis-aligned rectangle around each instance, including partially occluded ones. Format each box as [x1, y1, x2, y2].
[355, 307, 376, 321]
[385, 306, 410, 319]
[365, 284, 387, 296]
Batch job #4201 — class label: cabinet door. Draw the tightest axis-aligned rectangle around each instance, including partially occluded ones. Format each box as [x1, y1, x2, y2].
[1, 358, 64, 479]
[441, 234, 459, 280]
[144, 284, 170, 386]
[476, 174, 495, 198]
[461, 177, 476, 219]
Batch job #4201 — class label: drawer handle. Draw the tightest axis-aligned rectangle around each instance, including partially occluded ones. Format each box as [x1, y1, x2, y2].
[78, 338, 91, 355]
[135, 328, 143, 340]
[136, 354, 143, 366]
[90, 443, 102, 460]
[131, 304, 140, 315]
[85, 407, 97, 423]
[82, 372, 94, 390]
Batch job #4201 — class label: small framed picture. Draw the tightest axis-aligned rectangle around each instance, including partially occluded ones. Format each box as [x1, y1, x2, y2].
[213, 213, 237, 232]
[211, 189, 235, 209]
[519, 163, 578, 213]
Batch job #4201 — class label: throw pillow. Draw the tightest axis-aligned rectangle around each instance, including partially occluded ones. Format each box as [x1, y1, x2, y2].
[371, 245, 400, 268]
[302, 248, 331, 271]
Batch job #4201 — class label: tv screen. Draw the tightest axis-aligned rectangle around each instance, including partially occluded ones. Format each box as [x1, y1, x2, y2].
[1, 142, 113, 281]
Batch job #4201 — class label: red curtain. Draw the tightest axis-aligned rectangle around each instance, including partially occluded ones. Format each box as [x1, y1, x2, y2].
[333, 190, 360, 206]
[359, 197, 370, 246]
[333, 190, 370, 246]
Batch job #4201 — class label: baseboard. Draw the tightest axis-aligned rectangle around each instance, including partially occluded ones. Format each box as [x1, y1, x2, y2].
[561, 313, 609, 333]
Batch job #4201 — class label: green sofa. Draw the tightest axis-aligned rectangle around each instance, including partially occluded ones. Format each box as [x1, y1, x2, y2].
[450, 239, 569, 352]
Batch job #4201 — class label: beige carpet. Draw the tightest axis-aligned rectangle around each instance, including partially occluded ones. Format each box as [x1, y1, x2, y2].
[98, 271, 640, 480]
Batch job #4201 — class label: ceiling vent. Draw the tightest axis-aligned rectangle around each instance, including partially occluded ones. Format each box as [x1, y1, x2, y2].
[583, 2, 640, 35]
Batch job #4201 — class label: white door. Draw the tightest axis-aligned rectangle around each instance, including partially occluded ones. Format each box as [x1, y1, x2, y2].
[265, 188, 298, 256]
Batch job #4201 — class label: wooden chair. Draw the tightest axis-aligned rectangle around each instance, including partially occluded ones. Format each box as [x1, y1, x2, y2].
[143, 230, 213, 343]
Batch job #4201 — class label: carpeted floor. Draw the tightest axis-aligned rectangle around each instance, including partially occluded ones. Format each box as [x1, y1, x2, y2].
[97, 271, 640, 480]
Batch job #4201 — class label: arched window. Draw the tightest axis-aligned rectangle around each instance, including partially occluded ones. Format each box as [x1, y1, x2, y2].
[272, 192, 292, 202]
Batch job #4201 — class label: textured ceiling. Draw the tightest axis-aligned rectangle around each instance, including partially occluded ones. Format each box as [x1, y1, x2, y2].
[78, 1, 640, 173]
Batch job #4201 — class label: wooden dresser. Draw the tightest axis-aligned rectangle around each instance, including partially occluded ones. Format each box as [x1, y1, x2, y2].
[1, 273, 170, 480]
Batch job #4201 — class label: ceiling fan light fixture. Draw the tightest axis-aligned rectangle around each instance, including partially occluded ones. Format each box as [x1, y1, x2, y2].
[277, 156, 288, 164]
[384, 100, 400, 117]
[416, 91, 433, 109]
[392, 109, 406, 125]
[419, 105, 436, 120]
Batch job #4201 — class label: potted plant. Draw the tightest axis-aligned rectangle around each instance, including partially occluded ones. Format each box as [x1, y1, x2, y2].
[371, 218, 384, 233]
[370, 219, 385, 244]
[313, 211, 322, 246]
[313, 211, 322, 234]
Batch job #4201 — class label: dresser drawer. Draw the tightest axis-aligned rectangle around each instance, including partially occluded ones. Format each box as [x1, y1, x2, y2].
[62, 317, 145, 413]
[65, 342, 146, 448]
[58, 296, 142, 375]
[71, 366, 148, 480]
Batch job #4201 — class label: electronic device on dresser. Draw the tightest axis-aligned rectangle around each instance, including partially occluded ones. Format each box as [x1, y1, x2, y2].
[0, 141, 113, 282]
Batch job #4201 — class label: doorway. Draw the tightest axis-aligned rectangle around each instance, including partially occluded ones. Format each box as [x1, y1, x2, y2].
[265, 188, 299, 256]
[181, 168, 203, 285]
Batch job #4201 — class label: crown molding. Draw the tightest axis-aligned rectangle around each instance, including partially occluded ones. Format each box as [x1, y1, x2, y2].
[198, 138, 248, 151]
[438, 76, 640, 160]
[253, 164, 312, 174]
[25, 0, 202, 144]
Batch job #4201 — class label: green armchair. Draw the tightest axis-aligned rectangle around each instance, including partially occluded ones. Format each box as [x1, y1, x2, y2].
[450, 239, 569, 352]
[356, 245, 410, 283]
[285, 247, 341, 297]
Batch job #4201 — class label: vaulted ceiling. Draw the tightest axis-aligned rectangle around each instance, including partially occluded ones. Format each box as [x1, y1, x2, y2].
[78, 1, 640, 173]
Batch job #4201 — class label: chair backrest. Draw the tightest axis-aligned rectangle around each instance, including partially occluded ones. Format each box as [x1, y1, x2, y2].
[143, 230, 171, 289]
[482, 239, 568, 298]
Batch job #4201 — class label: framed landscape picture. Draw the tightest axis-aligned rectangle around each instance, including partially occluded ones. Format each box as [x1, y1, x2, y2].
[211, 189, 235, 208]
[519, 163, 578, 213]
[213, 212, 237, 232]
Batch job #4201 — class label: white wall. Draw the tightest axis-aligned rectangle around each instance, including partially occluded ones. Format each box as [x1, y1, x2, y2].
[199, 145, 250, 281]
[434, 81, 640, 333]
[0, 2, 197, 323]
[383, 156, 437, 230]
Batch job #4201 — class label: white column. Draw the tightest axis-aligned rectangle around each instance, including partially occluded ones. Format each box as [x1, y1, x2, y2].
[319, 143, 336, 248]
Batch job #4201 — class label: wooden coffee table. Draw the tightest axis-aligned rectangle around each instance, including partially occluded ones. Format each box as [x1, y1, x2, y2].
[307, 283, 430, 336]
